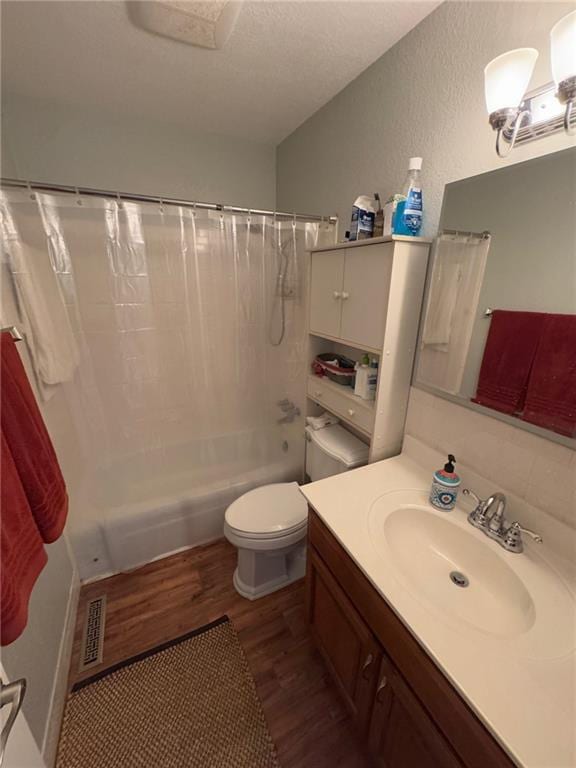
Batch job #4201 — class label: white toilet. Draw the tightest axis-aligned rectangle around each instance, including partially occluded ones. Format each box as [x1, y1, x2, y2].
[224, 424, 369, 599]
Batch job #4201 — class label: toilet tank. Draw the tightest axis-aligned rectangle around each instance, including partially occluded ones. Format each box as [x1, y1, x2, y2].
[305, 424, 370, 481]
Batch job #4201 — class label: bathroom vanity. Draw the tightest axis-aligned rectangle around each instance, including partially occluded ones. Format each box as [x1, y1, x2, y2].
[307, 511, 512, 768]
[301, 454, 576, 768]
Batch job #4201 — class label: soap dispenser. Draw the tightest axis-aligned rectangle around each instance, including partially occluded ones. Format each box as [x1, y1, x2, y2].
[429, 454, 461, 511]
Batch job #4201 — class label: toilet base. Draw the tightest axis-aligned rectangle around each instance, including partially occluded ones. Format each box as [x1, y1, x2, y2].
[232, 540, 306, 600]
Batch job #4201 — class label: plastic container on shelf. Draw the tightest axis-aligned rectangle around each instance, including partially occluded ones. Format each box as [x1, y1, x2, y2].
[312, 353, 357, 387]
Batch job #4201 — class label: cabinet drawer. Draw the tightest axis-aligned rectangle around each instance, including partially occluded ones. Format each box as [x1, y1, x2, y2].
[307, 376, 374, 434]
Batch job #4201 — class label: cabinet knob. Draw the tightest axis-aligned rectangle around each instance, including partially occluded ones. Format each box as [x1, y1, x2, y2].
[341, 291, 350, 300]
[347, 409, 355, 417]
[376, 676, 388, 702]
[333, 291, 342, 299]
[314, 391, 323, 398]
[361, 653, 374, 680]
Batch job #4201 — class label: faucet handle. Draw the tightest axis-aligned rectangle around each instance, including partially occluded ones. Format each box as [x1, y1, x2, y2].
[462, 488, 482, 506]
[519, 525, 543, 543]
[462, 488, 489, 528]
[502, 521, 543, 553]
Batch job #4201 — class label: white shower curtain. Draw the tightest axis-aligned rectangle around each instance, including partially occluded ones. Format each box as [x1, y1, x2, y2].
[1, 188, 334, 488]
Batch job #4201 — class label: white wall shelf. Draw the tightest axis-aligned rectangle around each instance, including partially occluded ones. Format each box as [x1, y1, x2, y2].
[310, 234, 433, 254]
[305, 236, 431, 461]
[308, 331, 381, 356]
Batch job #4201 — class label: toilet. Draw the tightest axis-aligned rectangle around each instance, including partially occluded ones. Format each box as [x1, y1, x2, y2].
[224, 424, 369, 599]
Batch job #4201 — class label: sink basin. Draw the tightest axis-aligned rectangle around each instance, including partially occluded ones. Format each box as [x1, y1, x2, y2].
[368, 490, 575, 654]
[382, 503, 535, 636]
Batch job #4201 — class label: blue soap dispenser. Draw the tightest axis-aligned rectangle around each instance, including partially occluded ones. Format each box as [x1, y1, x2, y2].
[429, 454, 461, 511]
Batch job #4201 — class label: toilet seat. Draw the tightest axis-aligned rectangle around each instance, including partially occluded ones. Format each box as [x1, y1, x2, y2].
[224, 482, 308, 546]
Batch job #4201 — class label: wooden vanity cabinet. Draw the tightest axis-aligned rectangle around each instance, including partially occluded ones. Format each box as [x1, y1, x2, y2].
[306, 510, 517, 768]
[307, 548, 381, 734]
[368, 655, 462, 768]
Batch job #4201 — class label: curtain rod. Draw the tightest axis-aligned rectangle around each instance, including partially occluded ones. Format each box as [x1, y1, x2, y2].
[0, 177, 338, 224]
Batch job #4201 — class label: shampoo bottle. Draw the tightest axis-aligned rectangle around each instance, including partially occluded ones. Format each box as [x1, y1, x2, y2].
[429, 454, 460, 511]
[354, 354, 377, 400]
[349, 196, 375, 241]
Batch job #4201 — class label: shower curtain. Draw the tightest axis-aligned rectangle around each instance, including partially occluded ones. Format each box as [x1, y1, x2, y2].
[1, 188, 335, 490]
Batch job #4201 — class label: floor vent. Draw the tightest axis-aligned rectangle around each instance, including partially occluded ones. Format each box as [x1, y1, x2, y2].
[79, 595, 107, 672]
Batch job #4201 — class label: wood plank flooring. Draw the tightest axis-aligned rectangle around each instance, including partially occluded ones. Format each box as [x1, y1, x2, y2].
[68, 539, 370, 767]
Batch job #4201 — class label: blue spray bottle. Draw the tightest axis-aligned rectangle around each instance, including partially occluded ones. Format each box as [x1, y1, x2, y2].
[394, 157, 423, 237]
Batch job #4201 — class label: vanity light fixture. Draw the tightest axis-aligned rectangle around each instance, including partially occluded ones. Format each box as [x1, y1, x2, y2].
[484, 48, 538, 157]
[485, 9, 576, 157]
[551, 9, 576, 135]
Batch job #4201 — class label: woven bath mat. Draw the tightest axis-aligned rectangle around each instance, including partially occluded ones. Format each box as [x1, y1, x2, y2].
[57, 616, 280, 768]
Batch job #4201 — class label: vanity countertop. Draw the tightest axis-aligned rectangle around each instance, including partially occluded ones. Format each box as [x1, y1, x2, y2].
[300, 453, 576, 768]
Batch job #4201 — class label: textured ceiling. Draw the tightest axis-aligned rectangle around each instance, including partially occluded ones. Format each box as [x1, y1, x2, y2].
[1, 1, 440, 143]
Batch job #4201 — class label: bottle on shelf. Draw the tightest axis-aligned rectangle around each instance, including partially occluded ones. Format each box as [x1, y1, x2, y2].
[394, 157, 424, 237]
[354, 354, 377, 400]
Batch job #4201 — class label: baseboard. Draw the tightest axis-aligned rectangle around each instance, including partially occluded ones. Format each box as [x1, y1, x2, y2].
[41, 542, 81, 767]
[80, 535, 226, 585]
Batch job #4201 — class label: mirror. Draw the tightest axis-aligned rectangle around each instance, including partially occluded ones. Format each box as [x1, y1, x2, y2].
[414, 147, 576, 446]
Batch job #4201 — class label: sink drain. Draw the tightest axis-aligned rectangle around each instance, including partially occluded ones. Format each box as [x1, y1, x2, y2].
[449, 571, 469, 588]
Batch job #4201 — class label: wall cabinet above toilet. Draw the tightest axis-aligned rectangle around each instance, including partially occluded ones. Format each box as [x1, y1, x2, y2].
[309, 242, 393, 350]
[306, 236, 431, 460]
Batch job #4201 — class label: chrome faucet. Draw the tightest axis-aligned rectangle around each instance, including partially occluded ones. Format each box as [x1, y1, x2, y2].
[462, 488, 543, 553]
[276, 399, 300, 424]
[484, 493, 508, 538]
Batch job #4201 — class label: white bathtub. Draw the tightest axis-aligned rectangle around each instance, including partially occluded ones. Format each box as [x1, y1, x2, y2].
[76, 427, 303, 578]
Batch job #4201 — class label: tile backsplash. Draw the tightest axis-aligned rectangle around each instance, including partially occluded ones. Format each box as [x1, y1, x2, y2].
[404, 387, 576, 533]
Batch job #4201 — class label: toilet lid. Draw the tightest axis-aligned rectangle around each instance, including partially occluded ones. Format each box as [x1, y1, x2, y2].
[225, 482, 308, 536]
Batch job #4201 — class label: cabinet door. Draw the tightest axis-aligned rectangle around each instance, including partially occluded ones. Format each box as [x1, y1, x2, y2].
[369, 656, 463, 768]
[340, 244, 393, 349]
[307, 548, 380, 734]
[309, 249, 345, 339]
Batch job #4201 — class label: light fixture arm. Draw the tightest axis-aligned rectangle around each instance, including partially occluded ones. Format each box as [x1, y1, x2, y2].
[564, 100, 575, 135]
[557, 75, 576, 136]
[489, 108, 531, 158]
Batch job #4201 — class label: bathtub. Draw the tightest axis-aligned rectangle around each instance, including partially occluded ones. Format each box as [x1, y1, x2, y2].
[78, 427, 304, 578]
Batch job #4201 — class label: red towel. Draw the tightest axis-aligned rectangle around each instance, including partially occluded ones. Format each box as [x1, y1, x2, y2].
[1, 334, 68, 542]
[1, 332, 68, 646]
[472, 310, 547, 415]
[1, 434, 48, 645]
[522, 314, 576, 437]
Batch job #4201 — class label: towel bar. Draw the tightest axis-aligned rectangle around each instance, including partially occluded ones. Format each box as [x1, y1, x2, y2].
[1, 326, 23, 341]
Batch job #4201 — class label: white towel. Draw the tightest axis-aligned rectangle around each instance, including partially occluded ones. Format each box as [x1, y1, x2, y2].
[1, 193, 79, 398]
[422, 236, 475, 351]
[306, 412, 339, 430]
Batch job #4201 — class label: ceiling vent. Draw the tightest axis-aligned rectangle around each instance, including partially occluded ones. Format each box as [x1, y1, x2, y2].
[129, 1, 244, 50]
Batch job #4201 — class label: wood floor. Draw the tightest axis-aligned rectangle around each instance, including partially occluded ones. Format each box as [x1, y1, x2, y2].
[68, 539, 370, 767]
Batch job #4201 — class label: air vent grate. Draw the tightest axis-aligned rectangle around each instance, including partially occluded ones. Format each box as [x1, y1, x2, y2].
[79, 595, 107, 672]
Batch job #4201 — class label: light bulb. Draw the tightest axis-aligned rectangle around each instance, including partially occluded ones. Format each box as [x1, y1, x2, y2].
[484, 48, 539, 114]
[551, 10, 576, 87]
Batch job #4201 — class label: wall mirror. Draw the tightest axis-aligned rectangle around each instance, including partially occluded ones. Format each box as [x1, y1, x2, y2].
[414, 147, 576, 447]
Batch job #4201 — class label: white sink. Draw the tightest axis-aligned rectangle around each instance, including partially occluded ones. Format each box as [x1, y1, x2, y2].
[368, 489, 575, 658]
